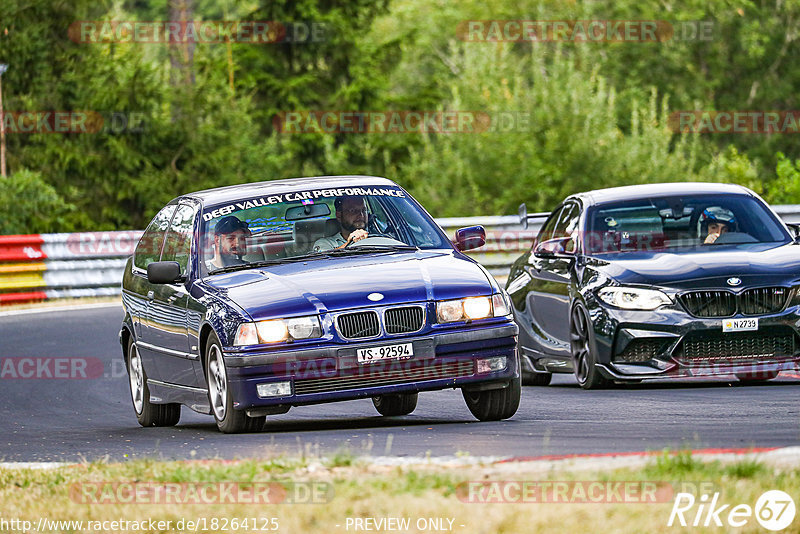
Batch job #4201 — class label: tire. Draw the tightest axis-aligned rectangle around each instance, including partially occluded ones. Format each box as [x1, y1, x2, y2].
[126, 337, 180, 427]
[462, 375, 521, 421]
[372, 393, 418, 416]
[571, 303, 608, 390]
[206, 332, 265, 433]
[735, 370, 779, 383]
[522, 371, 552, 386]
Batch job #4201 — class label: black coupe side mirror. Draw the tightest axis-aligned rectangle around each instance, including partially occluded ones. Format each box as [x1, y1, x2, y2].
[534, 237, 576, 259]
[454, 225, 486, 251]
[147, 261, 184, 284]
[786, 222, 800, 241]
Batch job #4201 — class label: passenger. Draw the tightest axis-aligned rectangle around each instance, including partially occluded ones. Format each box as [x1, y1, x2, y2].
[207, 216, 250, 269]
[313, 195, 370, 251]
[699, 207, 736, 244]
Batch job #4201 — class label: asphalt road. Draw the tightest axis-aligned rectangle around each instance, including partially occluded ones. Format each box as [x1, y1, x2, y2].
[0, 305, 798, 463]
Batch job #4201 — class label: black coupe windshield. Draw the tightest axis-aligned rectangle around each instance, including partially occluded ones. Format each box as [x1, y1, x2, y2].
[585, 193, 791, 254]
[200, 185, 448, 273]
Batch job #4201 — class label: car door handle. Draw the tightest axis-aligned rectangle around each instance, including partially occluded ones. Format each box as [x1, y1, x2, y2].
[147, 290, 154, 301]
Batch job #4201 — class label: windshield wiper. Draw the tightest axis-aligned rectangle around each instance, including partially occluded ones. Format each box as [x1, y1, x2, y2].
[208, 253, 332, 275]
[343, 244, 420, 252]
[207, 246, 419, 275]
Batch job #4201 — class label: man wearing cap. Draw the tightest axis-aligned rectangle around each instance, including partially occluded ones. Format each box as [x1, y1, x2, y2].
[207, 215, 250, 270]
[313, 195, 370, 251]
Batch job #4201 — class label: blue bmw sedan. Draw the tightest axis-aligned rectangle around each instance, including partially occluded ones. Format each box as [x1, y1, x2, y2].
[121, 176, 519, 432]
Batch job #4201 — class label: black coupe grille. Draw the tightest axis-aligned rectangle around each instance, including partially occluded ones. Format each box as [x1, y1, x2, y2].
[679, 331, 796, 363]
[336, 311, 380, 339]
[679, 287, 790, 317]
[679, 291, 736, 317]
[739, 287, 789, 315]
[293, 359, 474, 395]
[385, 306, 424, 334]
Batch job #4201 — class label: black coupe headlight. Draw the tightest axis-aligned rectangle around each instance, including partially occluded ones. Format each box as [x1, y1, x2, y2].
[597, 286, 672, 310]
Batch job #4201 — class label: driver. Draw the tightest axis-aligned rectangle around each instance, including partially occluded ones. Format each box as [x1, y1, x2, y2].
[313, 195, 370, 251]
[700, 206, 736, 244]
[206, 215, 250, 270]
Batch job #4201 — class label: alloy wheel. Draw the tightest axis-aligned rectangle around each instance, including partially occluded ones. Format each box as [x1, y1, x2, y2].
[570, 307, 591, 384]
[129, 345, 144, 414]
[208, 345, 228, 421]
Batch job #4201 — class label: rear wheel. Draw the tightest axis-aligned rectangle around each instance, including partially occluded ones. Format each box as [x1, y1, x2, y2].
[372, 393, 418, 416]
[206, 332, 265, 433]
[571, 304, 608, 390]
[462, 375, 521, 421]
[127, 337, 180, 427]
[522, 371, 552, 386]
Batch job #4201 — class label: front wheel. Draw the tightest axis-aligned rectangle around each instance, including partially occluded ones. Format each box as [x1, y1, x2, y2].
[206, 332, 265, 433]
[372, 393, 418, 416]
[127, 337, 180, 427]
[462, 375, 521, 421]
[571, 304, 608, 390]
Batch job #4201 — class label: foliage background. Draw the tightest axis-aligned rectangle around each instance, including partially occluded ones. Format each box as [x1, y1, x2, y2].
[0, 0, 799, 232]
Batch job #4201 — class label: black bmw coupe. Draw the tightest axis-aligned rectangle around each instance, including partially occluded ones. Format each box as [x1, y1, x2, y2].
[508, 182, 800, 388]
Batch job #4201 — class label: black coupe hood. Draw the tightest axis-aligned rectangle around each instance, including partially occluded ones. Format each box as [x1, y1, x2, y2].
[592, 243, 800, 289]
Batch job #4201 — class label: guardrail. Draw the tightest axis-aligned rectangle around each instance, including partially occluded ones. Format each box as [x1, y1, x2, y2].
[2, 205, 800, 305]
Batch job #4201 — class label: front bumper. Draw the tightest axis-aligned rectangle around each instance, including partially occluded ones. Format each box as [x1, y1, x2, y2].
[222, 323, 519, 410]
[590, 302, 800, 381]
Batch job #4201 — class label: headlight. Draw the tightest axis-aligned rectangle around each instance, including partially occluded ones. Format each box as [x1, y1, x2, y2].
[436, 294, 508, 323]
[234, 316, 322, 346]
[492, 292, 511, 317]
[596, 287, 672, 310]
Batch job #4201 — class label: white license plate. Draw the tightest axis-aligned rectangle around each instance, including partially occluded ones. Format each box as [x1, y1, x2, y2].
[722, 318, 758, 332]
[356, 343, 413, 363]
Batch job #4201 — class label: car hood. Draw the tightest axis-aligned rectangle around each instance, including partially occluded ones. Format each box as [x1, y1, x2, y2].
[202, 251, 493, 320]
[590, 242, 800, 289]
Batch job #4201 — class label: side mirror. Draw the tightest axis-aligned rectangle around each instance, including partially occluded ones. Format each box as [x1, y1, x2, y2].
[787, 223, 800, 241]
[455, 225, 486, 251]
[534, 237, 576, 259]
[147, 261, 184, 284]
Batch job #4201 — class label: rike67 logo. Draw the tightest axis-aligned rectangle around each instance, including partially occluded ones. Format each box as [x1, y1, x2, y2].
[669, 490, 796, 530]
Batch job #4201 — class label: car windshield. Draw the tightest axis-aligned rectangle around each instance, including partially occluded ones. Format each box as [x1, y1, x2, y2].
[584, 193, 791, 254]
[200, 184, 449, 274]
